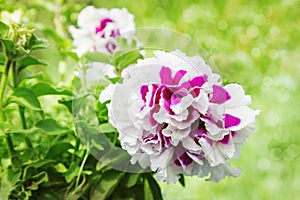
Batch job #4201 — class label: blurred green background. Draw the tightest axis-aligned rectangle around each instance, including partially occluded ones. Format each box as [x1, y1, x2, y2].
[1, 0, 299, 199]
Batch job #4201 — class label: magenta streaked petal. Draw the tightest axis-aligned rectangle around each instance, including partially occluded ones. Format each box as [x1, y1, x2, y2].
[179, 81, 191, 90]
[149, 105, 160, 125]
[190, 75, 208, 88]
[149, 84, 159, 107]
[96, 18, 114, 34]
[154, 85, 164, 105]
[210, 85, 231, 104]
[190, 87, 200, 97]
[170, 89, 188, 106]
[220, 134, 230, 144]
[173, 70, 187, 84]
[140, 85, 149, 103]
[164, 136, 171, 148]
[224, 114, 241, 128]
[195, 128, 207, 137]
[161, 87, 173, 114]
[186, 151, 203, 165]
[105, 42, 117, 54]
[204, 136, 213, 146]
[160, 66, 173, 84]
[231, 131, 237, 137]
[175, 152, 193, 167]
[110, 29, 120, 37]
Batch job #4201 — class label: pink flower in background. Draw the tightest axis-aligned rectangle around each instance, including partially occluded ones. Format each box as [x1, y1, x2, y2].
[69, 6, 135, 56]
[100, 50, 259, 183]
[70, 6, 136, 84]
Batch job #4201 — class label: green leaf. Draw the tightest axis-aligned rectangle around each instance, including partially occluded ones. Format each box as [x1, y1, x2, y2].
[1, 39, 15, 53]
[75, 120, 101, 135]
[144, 174, 163, 200]
[31, 82, 72, 97]
[95, 101, 109, 123]
[0, 21, 9, 38]
[54, 163, 68, 173]
[26, 159, 56, 169]
[90, 170, 125, 199]
[83, 51, 111, 64]
[123, 173, 140, 188]
[46, 142, 73, 159]
[179, 174, 185, 187]
[16, 55, 47, 71]
[59, 94, 89, 114]
[17, 69, 43, 85]
[96, 149, 130, 172]
[65, 162, 80, 183]
[19, 148, 36, 162]
[0, 52, 6, 65]
[58, 98, 72, 113]
[27, 34, 48, 50]
[91, 139, 104, 151]
[0, 167, 21, 199]
[8, 87, 41, 111]
[112, 50, 143, 69]
[115, 37, 128, 49]
[65, 51, 79, 62]
[99, 123, 116, 133]
[35, 118, 70, 135]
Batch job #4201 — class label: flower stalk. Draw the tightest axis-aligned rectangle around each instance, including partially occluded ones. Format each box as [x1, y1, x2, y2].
[0, 59, 11, 121]
[76, 149, 89, 189]
[11, 61, 33, 148]
[0, 59, 16, 156]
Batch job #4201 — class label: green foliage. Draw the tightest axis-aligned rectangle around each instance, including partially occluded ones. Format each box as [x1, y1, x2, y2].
[90, 170, 125, 199]
[0, 0, 299, 200]
[144, 174, 163, 200]
[31, 82, 72, 97]
[8, 87, 42, 111]
[16, 56, 47, 72]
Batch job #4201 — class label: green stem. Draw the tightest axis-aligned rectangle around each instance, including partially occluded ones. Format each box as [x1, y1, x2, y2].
[11, 61, 17, 88]
[0, 60, 15, 156]
[0, 60, 11, 121]
[12, 61, 33, 148]
[19, 106, 32, 148]
[75, 149, 89, 189]
[5, 132, 15, 155]
[72, 138, 80, 162]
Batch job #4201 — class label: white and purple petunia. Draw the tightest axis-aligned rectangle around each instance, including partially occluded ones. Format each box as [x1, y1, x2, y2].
[69, 6, 136, 84]
[100, 50, 259, 183]
[69, 6, 135, 56]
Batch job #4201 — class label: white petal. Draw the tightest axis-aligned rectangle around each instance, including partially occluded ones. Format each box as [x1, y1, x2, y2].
[192, 90, 209, 115]
[225, 106, 257, 131]
[156, 163, 181, 184]
[99, 84, 117, 103]
[199, 136, 235, 167]
[232, 122, 255, 159]
[150, 148, 173, 171]
[182, 137, 202, 152]
[206, 162, 241, 183]
[224, 84, 252, 107]
[170, 94, 193, 115]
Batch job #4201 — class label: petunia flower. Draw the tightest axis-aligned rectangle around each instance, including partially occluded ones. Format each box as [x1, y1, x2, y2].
[100, 50, 259, 183]
[69, 6, 136, 85]
[69, 6, 135, 56]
